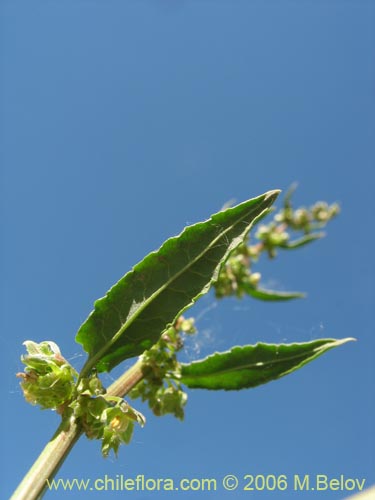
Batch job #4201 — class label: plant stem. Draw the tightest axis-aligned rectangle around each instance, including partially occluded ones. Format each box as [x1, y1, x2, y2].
[106, 357, 145, 397]
[10, 358, 145, 500]
[10, 414, 82, 500]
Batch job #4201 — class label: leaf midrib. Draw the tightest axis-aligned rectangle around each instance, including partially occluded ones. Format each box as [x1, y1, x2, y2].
[180, 340, 348, 381]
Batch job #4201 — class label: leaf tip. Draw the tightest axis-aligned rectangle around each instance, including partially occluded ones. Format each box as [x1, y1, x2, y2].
[341, 337, 357, 344]
[265, 189, 281, 202]
[334, 337, 357, 346]
[316, 337, 356, 353]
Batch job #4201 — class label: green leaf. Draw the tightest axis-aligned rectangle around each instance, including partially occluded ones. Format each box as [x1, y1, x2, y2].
[244, 285, 305, 301]
[76, 190, 280, 374]
[279, 232, 325, 249]
[177, 338, 355, 390]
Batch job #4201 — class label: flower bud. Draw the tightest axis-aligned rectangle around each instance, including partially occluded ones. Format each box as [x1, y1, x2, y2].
[249, 272, 261, 287]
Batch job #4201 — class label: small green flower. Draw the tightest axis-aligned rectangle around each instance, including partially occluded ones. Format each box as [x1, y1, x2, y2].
[249, 272, 261, 287]
[100, 401, 145, 457]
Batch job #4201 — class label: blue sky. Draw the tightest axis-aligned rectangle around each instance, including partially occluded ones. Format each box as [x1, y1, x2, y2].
[1, 1, 374, 499]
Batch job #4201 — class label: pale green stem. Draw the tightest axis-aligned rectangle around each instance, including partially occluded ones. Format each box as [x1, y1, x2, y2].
[106, 357, 145, 397]
[10, 358, 145, 500]
[10, 415, 82, 500]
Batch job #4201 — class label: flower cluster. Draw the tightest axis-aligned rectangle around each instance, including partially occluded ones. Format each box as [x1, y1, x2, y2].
[17, 341, 145, 457]
[214, 187, 339, 298]
[129, 317, 196, 420]
[214, 243, 260, 298]
[71, 375, 145, 457]
[17, 341, 77, 410]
